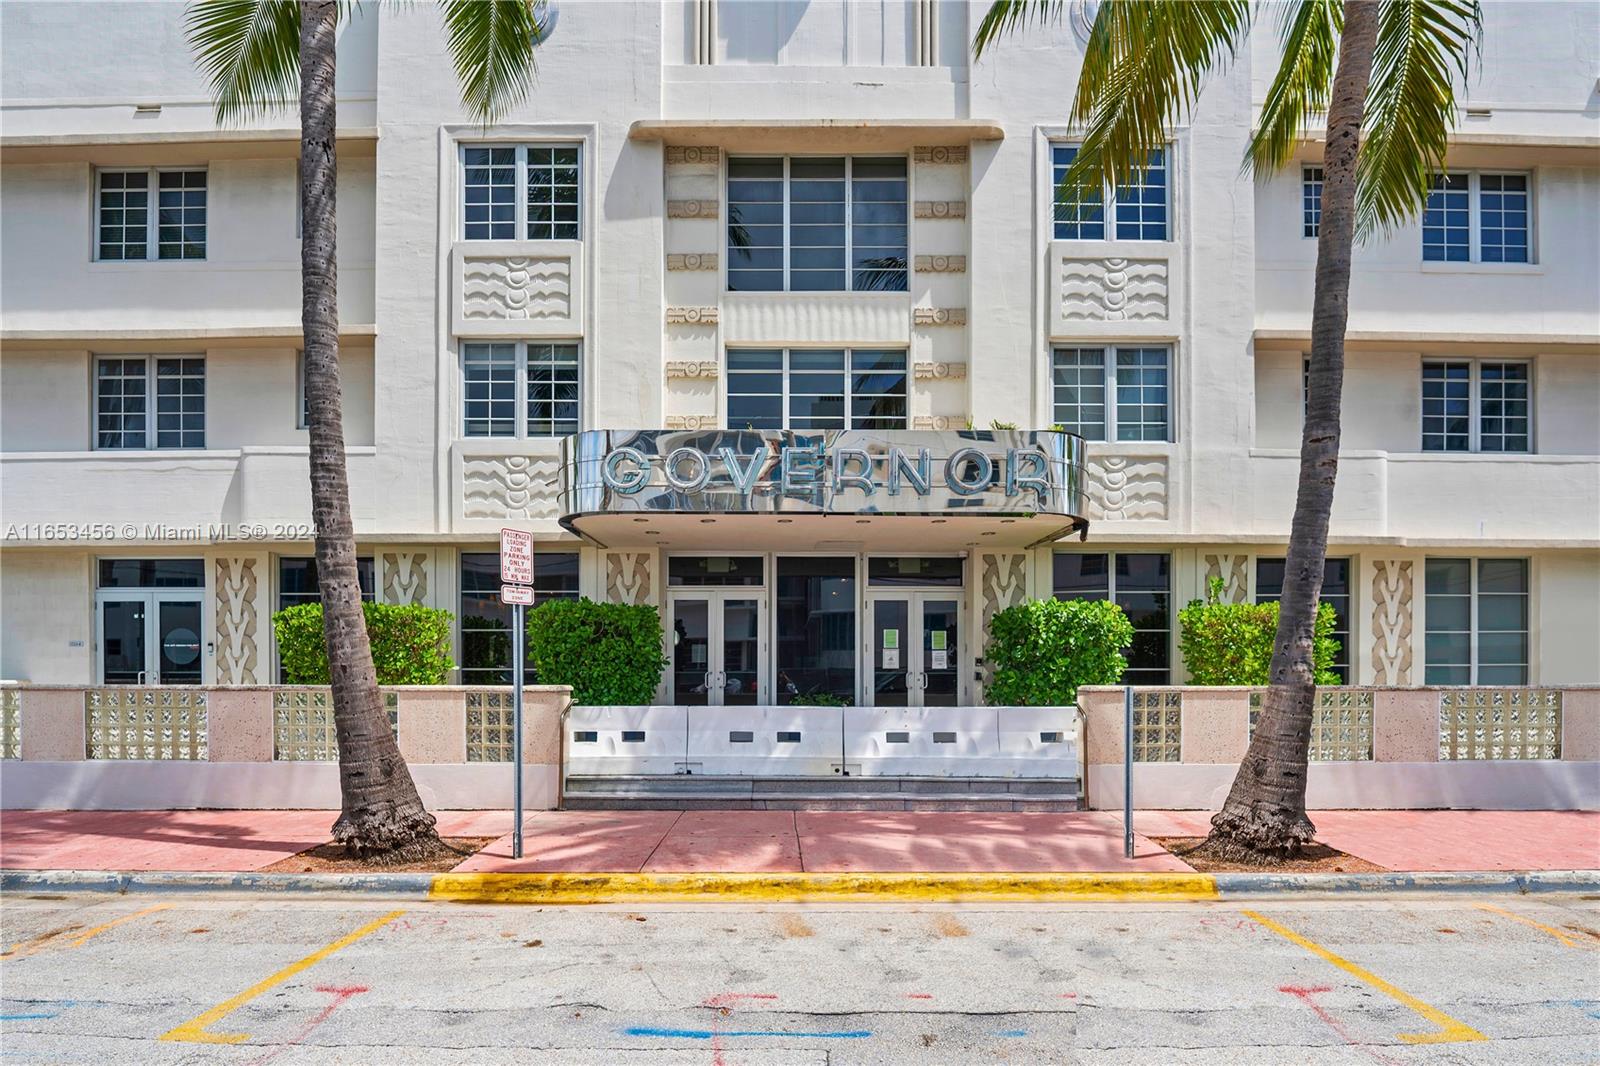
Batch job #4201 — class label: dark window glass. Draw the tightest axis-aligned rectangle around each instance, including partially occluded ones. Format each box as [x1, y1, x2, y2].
[775, 557, 856, 705]
[460, 551, 580, 684]
[1302, 166, 1324, 238]
[667, 556, 765, 587]
[98, 558, 204, 588]
[1256, 557, 1351, 683]
[1053, 552, 1170, 684]
[276, 557, 376, 609]
[867, 557, 964, 587]
[1423, 174, 1469, 262]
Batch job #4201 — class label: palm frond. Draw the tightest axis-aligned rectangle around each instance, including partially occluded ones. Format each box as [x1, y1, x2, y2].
[1246, 0, 1343, 175]
[972, 0, 1070, 58]
[184, 0, 303, 124]
[1355, 0, 1481, 237]
[439, 0, 548, 125]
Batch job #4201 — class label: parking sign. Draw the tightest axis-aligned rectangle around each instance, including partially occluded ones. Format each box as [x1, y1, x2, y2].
[500, 527, 533, 585]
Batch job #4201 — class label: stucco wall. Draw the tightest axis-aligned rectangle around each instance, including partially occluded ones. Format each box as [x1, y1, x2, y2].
[0, 552, 93, 684]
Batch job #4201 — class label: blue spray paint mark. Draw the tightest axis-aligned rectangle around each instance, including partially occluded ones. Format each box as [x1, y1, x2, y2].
[995, 1029, 1029, 1038]
[0, 1001, 75, 1022]
[622, 1026, 871, 1040]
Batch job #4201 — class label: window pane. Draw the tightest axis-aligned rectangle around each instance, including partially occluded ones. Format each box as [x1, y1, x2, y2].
[462, 343, 517, 437]
[1424, 558, 1472, 682]
[668, 556, 766, 586]
[154, 357, 205, 448]
[526, 343, 580, 436]
[1050, 145, 1105, 240]
[526, 145, 581, 240]
[463, 147, 518, 240]
[96, 358, 148, 449]
[1051, 348, 1107, 441]
[849, 349, 907, 429]
[728, 157, 786, 291]
[867, 557, 964, 587]
[1478, 174, 1528, 264]
[1052, 553, 1110, 598]
[1422, 174, 1469, 262]
[99, 558, 205, 588]
[1478, 362, 1529, 452]
[98, 171, 151, 260]
[1255, 557, 1351, 681]
[460, 551, 578, 684]
[1421, 361, 1471, 451]
[851, 157, 906, 291]
[1114, 149, 1168, 241]
[1114, 348, 1169, 441]
[1477, 558, 1528, 595]
[775, 557, 856, 705]
[156, 171, 206, 259]
[727, 348, 785, 430]
[1302, 167, 1324, 238]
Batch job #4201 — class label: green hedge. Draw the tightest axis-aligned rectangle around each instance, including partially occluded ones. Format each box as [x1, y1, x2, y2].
[984, 598, 1134, 706]
[1178, 581, 1341, 685]
[526, 598, 668, 705]
[272, 602, 455, 685]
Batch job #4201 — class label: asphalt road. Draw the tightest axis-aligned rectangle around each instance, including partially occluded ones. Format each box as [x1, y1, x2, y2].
[1, 892, 1596, 1064]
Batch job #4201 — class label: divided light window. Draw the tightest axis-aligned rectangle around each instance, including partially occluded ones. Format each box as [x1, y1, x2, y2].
[97, 169, 207, 260]
[1421, 360, 1530, 453]
[461, 342, 580, 438]
[1423, 172, 1529, 263]
[1054, 552, 1171, 684]
[1256, 557, 1352, 683]
[276, 556, 375, 680]
[1051, 346, 1170, 442]
[461, 145, 581, 240]
[1425, 558, 1529, 685]
[460, 551, 579, 684]
[727, 156, 908, 292]
[727, 349, 907, 430]
[95, 356, 205, 449]
[1302, 167, 1323, 238]
[1050, 145, 1169, 241]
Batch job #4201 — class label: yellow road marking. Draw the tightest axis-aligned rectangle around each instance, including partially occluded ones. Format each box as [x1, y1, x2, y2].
[1475, 903, 1592, 949]
[159, 909, 404, 1045]
[1, 904, 171, 960]
[66, 904, 172, 948]
[1242, 909, 1487, 1045]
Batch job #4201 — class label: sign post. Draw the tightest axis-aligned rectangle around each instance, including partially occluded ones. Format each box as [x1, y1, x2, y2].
[500, 529, 535, 859]
[1123, 685, 1134, 860]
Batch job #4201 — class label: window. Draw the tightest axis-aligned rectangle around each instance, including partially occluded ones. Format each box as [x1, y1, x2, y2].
[460, 552, 579, 684]
[1421, 360, 1530, 453]
[1425, 558, 1529, 685]
[97, 169, 206, 260]
[1256, 558, 1352, 683]
[1054, 553, 1170, 684]
[1302, 167, 1323, 238]
[296, 352, 308, 429]
[727, 349, 907, 430]
[727, 156, 908, 292]
[461, 145, 580, 241]
[1051, 145, 1169, 241]
[1423, 172, 1529, 263]
[1051, 346, 1170, 442]
[461, 341, 580, 437]
[275, 557, 375, 681]
[95, 356, 205, 449]
[775, 557, 855, 706]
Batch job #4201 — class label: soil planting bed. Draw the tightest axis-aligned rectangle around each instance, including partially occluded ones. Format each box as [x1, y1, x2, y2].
[1153, 836, 1388, 874]
[261, 836, 499, 874]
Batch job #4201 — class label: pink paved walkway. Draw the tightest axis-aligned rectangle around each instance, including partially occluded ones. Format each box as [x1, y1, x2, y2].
[2, 808, 1595, 874]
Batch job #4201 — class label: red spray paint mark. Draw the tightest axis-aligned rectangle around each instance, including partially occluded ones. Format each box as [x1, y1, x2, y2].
[247, 985, 369, 1066]
[700, 993, 778, 1066]
[906, 993, 934, 1000]
[1278, 985, 1400, 1066]
[1059, 992, 1078, 1000]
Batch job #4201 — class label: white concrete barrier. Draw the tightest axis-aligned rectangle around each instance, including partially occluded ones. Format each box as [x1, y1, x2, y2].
[682, 706, 843, 776]
[564, 705, 687, 775]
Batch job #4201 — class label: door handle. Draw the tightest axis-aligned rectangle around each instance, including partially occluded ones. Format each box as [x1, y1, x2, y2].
[136, 670, 147, 686]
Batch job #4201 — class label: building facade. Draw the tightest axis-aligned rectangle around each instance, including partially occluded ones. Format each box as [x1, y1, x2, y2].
[2, 0, 1596, 705]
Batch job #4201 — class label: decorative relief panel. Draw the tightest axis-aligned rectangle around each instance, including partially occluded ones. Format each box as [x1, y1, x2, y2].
[462, 454, 561, 521]
[1203, 554, 1249, 604]
[914, 254, 967, 273]
[1085, 454, 1168, 521]
[664, 414, 718, 430]
[666, 199, 718, 219]
[980, 554, 1028, 642]
[914, 200, 967, 219]
[666, 306, 719, 325]
[213, 557, 259, 685]
[914, 146, 968, 164]
[666, 253, 718, 271]
[1060, 257, 1168, 321]
[382, 553, 429, 605]
[913, 361, 968, 381]
[1370, 560, 1414, 685]
[913, 307, 966, 327]
[461, 255, 572, 321]
[665, 361, 719, 380]
[606, 552, 655, 606]
[911, 415, 967, 431]
[665, 146, 720, 165]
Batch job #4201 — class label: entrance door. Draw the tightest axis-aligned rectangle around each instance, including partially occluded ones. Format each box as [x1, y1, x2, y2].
[668, 592, 767, 705]
[96, 592, 204, 684]
[865, 593, 962, 707]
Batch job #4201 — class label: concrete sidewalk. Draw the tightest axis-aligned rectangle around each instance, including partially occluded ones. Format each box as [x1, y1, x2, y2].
[2, 808, 1595, 875]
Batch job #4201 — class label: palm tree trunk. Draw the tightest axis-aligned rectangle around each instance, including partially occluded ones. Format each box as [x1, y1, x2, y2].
[300, 0, 438, 858]
[1206, 1, 1380, 859]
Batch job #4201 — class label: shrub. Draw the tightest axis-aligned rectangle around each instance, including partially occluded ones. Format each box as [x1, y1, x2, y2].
[1178, 579, 1341, 685]
[985, 598, 1134, 706]
[526, 598, 668, 705]
[273, 602, 455, 685]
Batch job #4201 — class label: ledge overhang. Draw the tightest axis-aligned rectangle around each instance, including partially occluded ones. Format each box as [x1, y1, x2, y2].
[1254, 328, 1600, 357]
[628, 119, 1003, 152]
[0, 127, 379, 165]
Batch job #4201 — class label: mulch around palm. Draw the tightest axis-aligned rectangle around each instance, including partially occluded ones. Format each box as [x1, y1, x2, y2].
[1153, 836, 1388, 873]
[260, 836, 499, 874]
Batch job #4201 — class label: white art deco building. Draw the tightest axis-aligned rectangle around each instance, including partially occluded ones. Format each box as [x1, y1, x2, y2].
[2, 0, 1596, 705]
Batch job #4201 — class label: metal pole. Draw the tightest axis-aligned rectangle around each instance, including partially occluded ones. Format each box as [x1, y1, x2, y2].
[1123, 685, 1134, 860]
[513, 602, 525, 860]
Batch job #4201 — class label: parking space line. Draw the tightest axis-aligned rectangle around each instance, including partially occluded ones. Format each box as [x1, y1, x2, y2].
[1474, 903, 1592, 950]
[66, 904, 172, 948]
[159, 909, 404, 1045]
[1242, 909, 1487, 1045]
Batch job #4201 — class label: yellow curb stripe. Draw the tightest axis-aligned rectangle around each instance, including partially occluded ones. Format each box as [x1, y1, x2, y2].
[1242, 909, 1488, 1045]
[159, 908, 404, 1045]
[1475, 902, 1593, 950]
[67, 903, 172, 948]
[428, 871, 1218, 905]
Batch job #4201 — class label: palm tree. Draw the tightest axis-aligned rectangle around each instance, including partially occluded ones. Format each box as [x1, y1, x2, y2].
[186, 0, 547, 858]
[976, 0, 1481, 858]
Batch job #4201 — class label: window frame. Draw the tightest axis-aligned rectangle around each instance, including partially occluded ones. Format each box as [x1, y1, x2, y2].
[1052, 551, 1173, 685]
[1301, 166, 1324, 239]
[459, 550, 581, 685]
[1422, 170, 1533, 264]
[725, 153, 911, 293]
[1048, 142, 1172, 242]
[93, 354, 207, 451]
[726, 347, 909, 431]
[459, 340, 582, 439]
[1050, 345, 1172, 443]
[1424, 557, 1531, 685]
[1254, 556, 1353, 683]
[1419, 358, 1533, 454]
[458, 142, 583, 242]
[94, 166, 208, 263]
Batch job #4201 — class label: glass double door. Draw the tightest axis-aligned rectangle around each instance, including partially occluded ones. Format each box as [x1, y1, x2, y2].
[865, 592, 962, 706]
[669, 591, 767, 705]
[96, 592, 204, 684]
